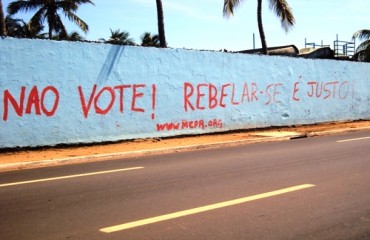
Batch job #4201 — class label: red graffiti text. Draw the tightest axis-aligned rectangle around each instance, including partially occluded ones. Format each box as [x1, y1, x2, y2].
[156, 118, 223, 132]
[78, 84, 156, 118]
[2, 86, 59, 121]
[306, 81, 350, 100]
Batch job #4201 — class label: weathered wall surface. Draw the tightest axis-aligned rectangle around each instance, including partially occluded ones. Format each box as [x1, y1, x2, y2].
[0, 38, 369, 148]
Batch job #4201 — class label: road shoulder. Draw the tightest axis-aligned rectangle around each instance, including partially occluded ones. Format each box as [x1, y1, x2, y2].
[1, 120, 369, 172]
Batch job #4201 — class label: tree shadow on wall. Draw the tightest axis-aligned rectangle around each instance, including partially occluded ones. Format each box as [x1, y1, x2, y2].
[97, 45, 125, 84]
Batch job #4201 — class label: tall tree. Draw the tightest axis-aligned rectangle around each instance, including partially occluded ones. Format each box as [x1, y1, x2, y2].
[223, 0, 295, 54]
[156, 0, 167, 48]
[0, 0, 6, 36]
[352, 29, 370, 62]
[7, 0, 94, 39]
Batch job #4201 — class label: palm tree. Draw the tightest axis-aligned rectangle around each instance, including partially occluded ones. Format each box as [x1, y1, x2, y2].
[5, 16, 46, 38]
[65, 31, 84, 41]
[352, 29, 370, 62]
[106, 29, 135, 46]
[55, 30, 84, 41]
[155, 0, 167, 48]
[141, 32, 160, 47]
[7, 0, 94, 39]
[0, 0, 6, 36]
[5, 16, 24, 37]
[223, 0, 295, 54]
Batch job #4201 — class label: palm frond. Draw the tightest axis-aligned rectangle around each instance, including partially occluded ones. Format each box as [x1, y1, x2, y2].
[353, 44, 370, 62]
[8, 0, 93, 39]
[355, 39, 370, 54]
[141, 32, 160, 47]
[352, 29, 370, 41]
[68, 31, 84, 41]
[70, 0, 95, 6]
[59, 0, 94, 13]
[5, 16, 26, 37]
[58, 1, 78, 12]
[223, 0, 243, 17]
[268, 0, 295, 32]
[29, 7, 46, 30]
[7, 0, 42, 15]
[27, 21, 45, 38]
[107, 29, 135, 45]
[6, 15, 45, 38]
[65, 11, 88, 32]
[54, 15, 67, 37]
[55, 30, 84, 41]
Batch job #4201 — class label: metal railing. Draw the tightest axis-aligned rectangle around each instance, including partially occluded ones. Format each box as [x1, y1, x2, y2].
[333, 35, 355, 57]
[305, 36, 356, 58]
[304, 38, 330, 49]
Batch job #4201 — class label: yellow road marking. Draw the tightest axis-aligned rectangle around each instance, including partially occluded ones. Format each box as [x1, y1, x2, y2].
[100, 184, 315, 233]
[0, 167, 144, 188]
[337, 136, 370, 143]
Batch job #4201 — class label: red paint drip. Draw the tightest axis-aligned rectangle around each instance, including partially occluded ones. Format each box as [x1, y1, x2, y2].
[151, 84, 156, 120]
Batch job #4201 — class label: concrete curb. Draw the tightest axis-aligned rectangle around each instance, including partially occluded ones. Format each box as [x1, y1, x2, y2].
[307, 126, 370, 137]
[0, 136, 289, 172]
[1, 126, 369, 172]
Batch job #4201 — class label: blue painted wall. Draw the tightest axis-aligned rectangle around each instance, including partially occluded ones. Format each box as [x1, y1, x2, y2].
[0, 38, 369, 148]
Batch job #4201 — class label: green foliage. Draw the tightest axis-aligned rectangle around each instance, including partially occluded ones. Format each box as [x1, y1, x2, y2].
[106, 29, 136, 46]
[223, 0, 295, 54]
[140, 32, 160, 47]
[54, 31, 85, 41]
[7, 0, 94, 39]
[352, 29, 370, 62]
[5, 15, 46, 38]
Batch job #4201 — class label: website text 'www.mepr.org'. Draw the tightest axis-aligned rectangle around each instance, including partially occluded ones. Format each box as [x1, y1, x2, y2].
[156, 119, 223, 132]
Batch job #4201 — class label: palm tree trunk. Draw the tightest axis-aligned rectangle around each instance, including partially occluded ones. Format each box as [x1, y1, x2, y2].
[257, 0, 268, 54]
[0, 0, 7, 36]
[156, 0, 167, 48]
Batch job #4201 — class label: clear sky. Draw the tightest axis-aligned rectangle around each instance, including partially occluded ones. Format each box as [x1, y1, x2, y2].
[2, 0, 369, 51]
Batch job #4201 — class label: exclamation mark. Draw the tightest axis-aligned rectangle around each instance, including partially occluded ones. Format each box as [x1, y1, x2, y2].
[151, 84, 156, 120]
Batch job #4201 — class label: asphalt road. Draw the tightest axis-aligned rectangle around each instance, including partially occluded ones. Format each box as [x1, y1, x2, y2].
[0, 130, 369, 240]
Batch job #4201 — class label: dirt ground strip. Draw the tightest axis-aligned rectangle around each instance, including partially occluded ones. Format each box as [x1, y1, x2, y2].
[0, 120, 369, 166]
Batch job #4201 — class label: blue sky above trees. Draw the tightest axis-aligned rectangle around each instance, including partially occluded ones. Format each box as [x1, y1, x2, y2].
[2, 0, 369, 51]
